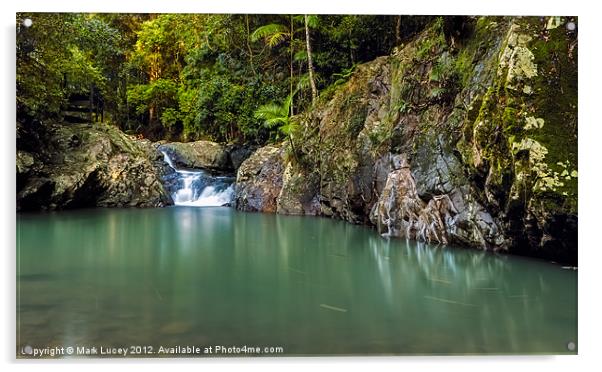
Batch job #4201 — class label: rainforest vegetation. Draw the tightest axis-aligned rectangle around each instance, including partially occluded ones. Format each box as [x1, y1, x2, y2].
[16, 13, 578, 264]
[17, 13, 435, 143]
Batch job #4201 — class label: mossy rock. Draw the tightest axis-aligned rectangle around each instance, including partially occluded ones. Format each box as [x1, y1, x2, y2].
[235, 16, 577, 264]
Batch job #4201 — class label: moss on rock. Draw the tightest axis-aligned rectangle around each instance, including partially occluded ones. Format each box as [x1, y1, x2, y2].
[235, 16, 577, 264]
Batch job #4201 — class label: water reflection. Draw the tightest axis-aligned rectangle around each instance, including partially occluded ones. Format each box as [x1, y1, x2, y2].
[17, 208, 577, 355]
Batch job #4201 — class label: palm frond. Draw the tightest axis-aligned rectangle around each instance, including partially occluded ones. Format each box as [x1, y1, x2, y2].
[279, 120, 300, 136]
[267, 32, 288, 47]
[305, 15, 319, 28]
[254, 102, 287, 120]
[294, 50, 308, 62]
[264, 117, 287, 128]
[296, 74, 311, 90]
[255, 90, 298, 130]
[251, 23, 289, 46]
[282, 91, 297, 115]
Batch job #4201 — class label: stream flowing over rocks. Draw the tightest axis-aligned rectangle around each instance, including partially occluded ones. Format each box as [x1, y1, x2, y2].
[16, 17, 577, 264]
[157, 141, 251, 172]
[17, 123, 250, 211]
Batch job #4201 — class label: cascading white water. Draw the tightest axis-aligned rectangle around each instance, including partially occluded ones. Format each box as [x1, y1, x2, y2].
[160, 150, 234, 207]
[162, 150, 177, 169]
[174, 184, 235, 207]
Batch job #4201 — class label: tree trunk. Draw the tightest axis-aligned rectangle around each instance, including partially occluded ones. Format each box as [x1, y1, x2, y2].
[245, 15, 256, 76]
[288, 135, 300, 164]
[395, 15, 401, 45]
[290, 16, 294, 116]
[304, 15, 318, 105]
[89, 86, 93, 123]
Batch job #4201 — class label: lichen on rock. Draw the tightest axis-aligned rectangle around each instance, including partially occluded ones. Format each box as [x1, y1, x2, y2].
[233, 16, 577, 264]
[524, 116, 545, 130]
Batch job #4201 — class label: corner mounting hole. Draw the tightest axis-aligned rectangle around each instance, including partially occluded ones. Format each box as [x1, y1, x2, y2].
[566, 22, 576, 31]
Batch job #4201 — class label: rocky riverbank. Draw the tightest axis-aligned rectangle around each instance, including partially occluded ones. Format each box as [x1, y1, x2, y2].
[17, 122, 171, 210]
[16, 16, 577, 264]
[17, 121, 252, 211]
[233, 16, 578, 264]
[158, 141, 255, 173]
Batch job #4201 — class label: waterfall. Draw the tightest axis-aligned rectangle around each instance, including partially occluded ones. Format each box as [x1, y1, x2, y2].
[160, 150, 234, 207]
[161, 150, 177, 169]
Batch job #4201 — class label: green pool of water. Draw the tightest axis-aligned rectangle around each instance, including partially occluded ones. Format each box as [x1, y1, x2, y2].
[16, 207, 577, 356]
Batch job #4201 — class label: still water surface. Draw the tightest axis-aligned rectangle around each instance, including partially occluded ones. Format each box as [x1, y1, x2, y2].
[17, 207, 577, 355]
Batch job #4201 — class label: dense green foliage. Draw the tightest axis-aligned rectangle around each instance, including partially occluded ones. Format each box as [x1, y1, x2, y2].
[17, 13, 433, 143]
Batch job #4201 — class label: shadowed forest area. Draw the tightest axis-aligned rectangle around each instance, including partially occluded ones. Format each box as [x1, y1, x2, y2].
[17, 13, 437, 143]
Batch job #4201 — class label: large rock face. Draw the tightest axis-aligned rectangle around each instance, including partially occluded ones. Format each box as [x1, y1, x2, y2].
[17, 122, 171, 211]
[159, 141, 231, 172]
[234, 16, 577, 264]
[369, 154, 503, 248]
[234, 146, 285, 213]
[158, 141, 255, 174]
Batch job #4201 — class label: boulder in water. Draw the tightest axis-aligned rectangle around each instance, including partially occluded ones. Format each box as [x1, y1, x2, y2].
[227, 144, 256, 171]
[159, 141, 231, 172]
[17, 123, 171, 211]
[234, 146, 284, 213]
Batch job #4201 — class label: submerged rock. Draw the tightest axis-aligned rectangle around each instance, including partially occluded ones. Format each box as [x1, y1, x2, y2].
[17, 123, 171, 211]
